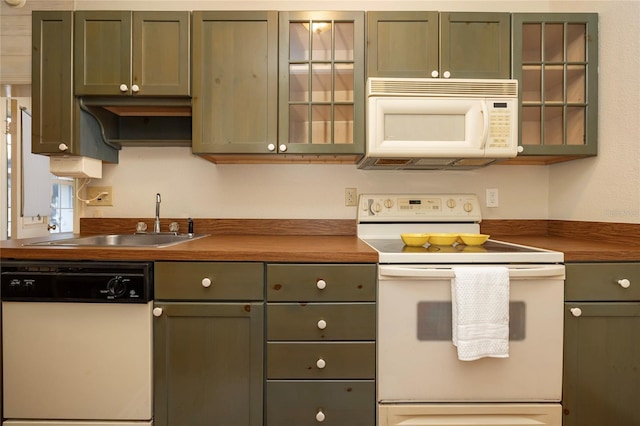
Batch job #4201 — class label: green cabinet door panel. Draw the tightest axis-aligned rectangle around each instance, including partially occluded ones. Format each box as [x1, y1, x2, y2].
[192, 11, 278, 154]
[367, 11, 510, 79]
[563, 302, 640, 426]
[74, 11, 190, 96]
[32, 11, 74, 154]
[154, 302, 264, 426]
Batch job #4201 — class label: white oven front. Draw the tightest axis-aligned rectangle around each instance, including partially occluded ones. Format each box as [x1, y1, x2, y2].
[377, 264, 564, 425]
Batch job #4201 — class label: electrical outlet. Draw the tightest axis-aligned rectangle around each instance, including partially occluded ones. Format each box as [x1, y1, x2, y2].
[345, 187, 357, 206]
[486, 188, 499, 208]
[86, 186, 113, 206]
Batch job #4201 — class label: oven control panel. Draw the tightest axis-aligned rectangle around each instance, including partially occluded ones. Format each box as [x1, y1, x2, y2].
[358, 193, 482, 222]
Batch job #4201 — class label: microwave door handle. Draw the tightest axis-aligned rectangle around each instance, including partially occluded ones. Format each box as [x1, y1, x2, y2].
[480, 100, 490, 148]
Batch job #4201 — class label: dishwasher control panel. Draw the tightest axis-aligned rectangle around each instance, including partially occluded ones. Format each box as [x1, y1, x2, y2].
[1, 261, 153, 303]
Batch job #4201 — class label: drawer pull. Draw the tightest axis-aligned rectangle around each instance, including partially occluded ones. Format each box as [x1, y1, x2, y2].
[570, 307, 582, 317]
[202, 277, 212, 288]
[316, 409, 326, 422]
[316, 358, 326, 369]
[317, 319, 327, 330]
[152, 307, 163, 317]
[316, 279, 327, 290]
[618, 278, 631, 289]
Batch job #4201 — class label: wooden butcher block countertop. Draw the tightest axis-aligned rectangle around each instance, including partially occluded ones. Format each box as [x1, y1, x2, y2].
[1, 218, 639, 263]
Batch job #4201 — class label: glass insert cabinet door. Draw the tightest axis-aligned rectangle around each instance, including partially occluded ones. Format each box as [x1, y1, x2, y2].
[279, 11, 365, 155]
[512, 13, 598, 157]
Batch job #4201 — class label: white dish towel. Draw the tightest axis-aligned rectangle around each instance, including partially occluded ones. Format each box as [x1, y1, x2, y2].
[451, 266, 510, 361]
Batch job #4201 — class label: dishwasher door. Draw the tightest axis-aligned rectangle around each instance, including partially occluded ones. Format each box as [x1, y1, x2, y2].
[2, 301, 153, 421]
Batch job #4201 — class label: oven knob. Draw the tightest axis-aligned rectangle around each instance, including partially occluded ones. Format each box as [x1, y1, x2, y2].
[447, 199, 456, 209]
[372, 203, 382, 213]
[463, 202, 474, 213]
[384, 199, 394, 209]
[107, 276, 127, 298]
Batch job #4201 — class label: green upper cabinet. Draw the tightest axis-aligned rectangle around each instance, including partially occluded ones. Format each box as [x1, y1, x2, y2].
[32, 11, 118, 162]
[511, 13, 598, 163]
[191, 11, 278, 156]
[278, 11, 365, 158]
[367, 11, 511, 79]
[74, 11, 190, 96]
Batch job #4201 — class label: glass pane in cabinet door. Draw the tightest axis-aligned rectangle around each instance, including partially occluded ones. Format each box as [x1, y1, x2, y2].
[544, 65, 564, 103]
[544, 106, 564, 145]
[289, 64, 309, 102]
[566, 65, 585, 103]
[311, 104, 331, 144]
[522, 24, 541, 62]
[566, 107, 586, 145]
[334, 104, 354, 144]
[289, 104, 309, 144]
[311, 63, 332, 102]
[311, 22, 332, 61]
[335, 63, 354, 102]
[334, 22, 354, 61]
[289, 22, 309, 61]
[544, 24, 564, 62]
[567, 24, 586, 62]
[522, 66, 541, 103]
[522, 106, 542, 145]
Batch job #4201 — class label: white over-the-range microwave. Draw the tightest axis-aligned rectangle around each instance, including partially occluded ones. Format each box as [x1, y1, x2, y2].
[358, 77, 520, 170]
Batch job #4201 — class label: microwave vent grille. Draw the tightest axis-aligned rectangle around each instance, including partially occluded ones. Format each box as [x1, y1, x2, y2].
[368, 78, 518, 98]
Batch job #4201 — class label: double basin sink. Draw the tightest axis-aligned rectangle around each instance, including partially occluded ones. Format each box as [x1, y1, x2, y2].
[28, 233, 209, 248]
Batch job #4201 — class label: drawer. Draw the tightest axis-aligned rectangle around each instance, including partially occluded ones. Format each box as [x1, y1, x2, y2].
[267, 303, 376, 341]
[267, 342, 375, 379]
[266, 264, 376, 302]
[566, 262, 640, 301]
[155, 262, 263, 300]
[266, 380, 375, 426]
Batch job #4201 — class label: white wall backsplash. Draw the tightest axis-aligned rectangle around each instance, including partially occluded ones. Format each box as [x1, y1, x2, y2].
[84, 147, 549, 220]
[73, 0, 639, 224]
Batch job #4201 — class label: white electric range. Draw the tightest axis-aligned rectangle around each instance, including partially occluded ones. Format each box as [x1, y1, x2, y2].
[357, 193, 565, 426]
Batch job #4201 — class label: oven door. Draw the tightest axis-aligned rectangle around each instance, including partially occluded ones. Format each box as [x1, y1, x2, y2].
[378, 264, 564, 402]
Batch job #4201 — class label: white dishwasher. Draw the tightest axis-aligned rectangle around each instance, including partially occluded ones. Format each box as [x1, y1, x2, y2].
[1, 261, 154, 426]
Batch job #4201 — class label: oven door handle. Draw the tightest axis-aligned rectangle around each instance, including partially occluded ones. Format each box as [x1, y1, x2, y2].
[379, 265, 565, 280]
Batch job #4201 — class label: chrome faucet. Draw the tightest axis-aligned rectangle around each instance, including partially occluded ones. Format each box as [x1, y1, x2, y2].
[154, 193, 161, 233]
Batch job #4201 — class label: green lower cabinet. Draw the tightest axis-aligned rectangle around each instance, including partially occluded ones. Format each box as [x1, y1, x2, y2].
[153, 302, 264, 426]
[563, 262, 640, 426]
[266, 381, 376, 425]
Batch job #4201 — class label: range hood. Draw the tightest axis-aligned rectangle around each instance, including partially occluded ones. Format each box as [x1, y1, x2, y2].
[79, 97, 192, 148]
[357, 157, 501, 170]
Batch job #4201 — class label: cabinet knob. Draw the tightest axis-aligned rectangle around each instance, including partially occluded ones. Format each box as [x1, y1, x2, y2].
[618, 278, 631, 289]
[316, 358, 326, 369]
[152, 307, 163, 317]
[443, 70, 451, 78]
[119, 84, 128, 92]
[202, 277, 212, 288]
[279, 144, 288, 152]
[431, 70, 439, 78]
[131, 84, 140, 93]
[317, 319, 327, 330]
[316, 279, 327, 290]
[315, 410, 326, 422]
[58, 143, 68, 151]
[267, 143, 276, 152]
[570, 307, 582, 317]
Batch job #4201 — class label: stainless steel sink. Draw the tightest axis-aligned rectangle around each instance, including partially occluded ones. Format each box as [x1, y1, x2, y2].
[26, 233, 209, 248]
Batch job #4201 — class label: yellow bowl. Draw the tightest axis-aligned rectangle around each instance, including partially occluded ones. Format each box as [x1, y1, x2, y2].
[400, 233, 430, 247]
[458, 233, 490, 246]
[428, 233, 458, 246]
